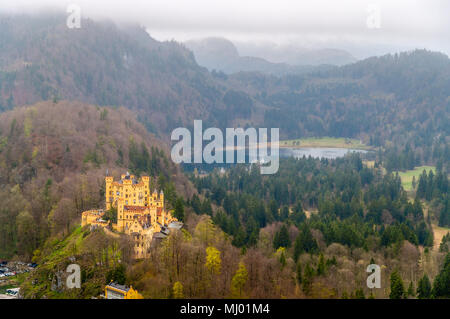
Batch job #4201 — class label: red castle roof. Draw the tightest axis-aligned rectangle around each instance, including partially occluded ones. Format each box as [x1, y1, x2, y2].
[124, 206, 147, 211]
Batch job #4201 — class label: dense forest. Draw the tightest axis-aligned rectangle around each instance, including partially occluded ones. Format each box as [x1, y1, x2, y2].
[190, 155, 440, 248]
[182, 156, 448, 298]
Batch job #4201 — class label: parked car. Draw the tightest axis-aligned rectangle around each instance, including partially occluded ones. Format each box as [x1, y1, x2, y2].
[6, 288, 19, 296]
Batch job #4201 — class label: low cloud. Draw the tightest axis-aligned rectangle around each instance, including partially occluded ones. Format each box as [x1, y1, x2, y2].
[0, 0, 449, 58]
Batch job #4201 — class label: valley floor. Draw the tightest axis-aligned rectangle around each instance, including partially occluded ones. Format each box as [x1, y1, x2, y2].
[396, 166, 436, 191]
[280, 137, 371, 150]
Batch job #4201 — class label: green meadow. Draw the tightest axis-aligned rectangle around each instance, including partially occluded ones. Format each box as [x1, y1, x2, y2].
[396, 165, 436, 191]
[280, 137, 371, 150]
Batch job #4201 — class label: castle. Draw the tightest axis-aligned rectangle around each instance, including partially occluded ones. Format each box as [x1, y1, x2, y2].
[81, 172, 182, 259]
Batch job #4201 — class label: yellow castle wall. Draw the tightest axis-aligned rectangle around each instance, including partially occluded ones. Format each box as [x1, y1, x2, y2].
[82, 173, 177, 259]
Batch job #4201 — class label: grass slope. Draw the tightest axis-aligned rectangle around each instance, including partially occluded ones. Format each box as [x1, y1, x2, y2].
[20, 226, 125, 299]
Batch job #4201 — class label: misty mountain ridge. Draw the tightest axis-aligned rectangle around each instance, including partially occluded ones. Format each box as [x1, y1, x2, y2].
[0, 14, 233, 135]
[185, 37, 356, 75]
[235, 41, 357, 66]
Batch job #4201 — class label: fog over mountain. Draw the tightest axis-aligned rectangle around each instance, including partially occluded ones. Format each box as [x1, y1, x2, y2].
[185, 37, 341, 75]
[234, 42, 357, 66]
[1, 0, 449, 59]
[185, 37, 356, 74]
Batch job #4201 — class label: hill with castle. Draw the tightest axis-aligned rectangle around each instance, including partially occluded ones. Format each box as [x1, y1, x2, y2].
[82, 172, 182, 259]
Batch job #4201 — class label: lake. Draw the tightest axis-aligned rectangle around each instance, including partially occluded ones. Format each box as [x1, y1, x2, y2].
[182, 147, 369, 172]
[279, 147, 368, 159]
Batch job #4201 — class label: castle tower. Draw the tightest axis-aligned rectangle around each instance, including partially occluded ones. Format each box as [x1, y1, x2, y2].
[141, 176, 150, 204]
[117, 199, 125, 232]
[105, 176, 114, 210]
[159, 190, 164, 208]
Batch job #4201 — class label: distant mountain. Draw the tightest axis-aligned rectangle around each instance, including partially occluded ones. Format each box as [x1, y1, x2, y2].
[235, 41, 357, 66]
[184, 37, 332, 75]
[185, 37, 356, 75]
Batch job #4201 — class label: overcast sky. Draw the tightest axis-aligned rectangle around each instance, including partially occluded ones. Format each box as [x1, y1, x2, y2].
[1, 0, 449, 58]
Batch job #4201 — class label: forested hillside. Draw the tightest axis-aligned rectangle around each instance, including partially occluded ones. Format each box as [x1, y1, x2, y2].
[0, 100, 192, 259]
[227, 50, 450, 170]
[0, 14, 250, 135]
